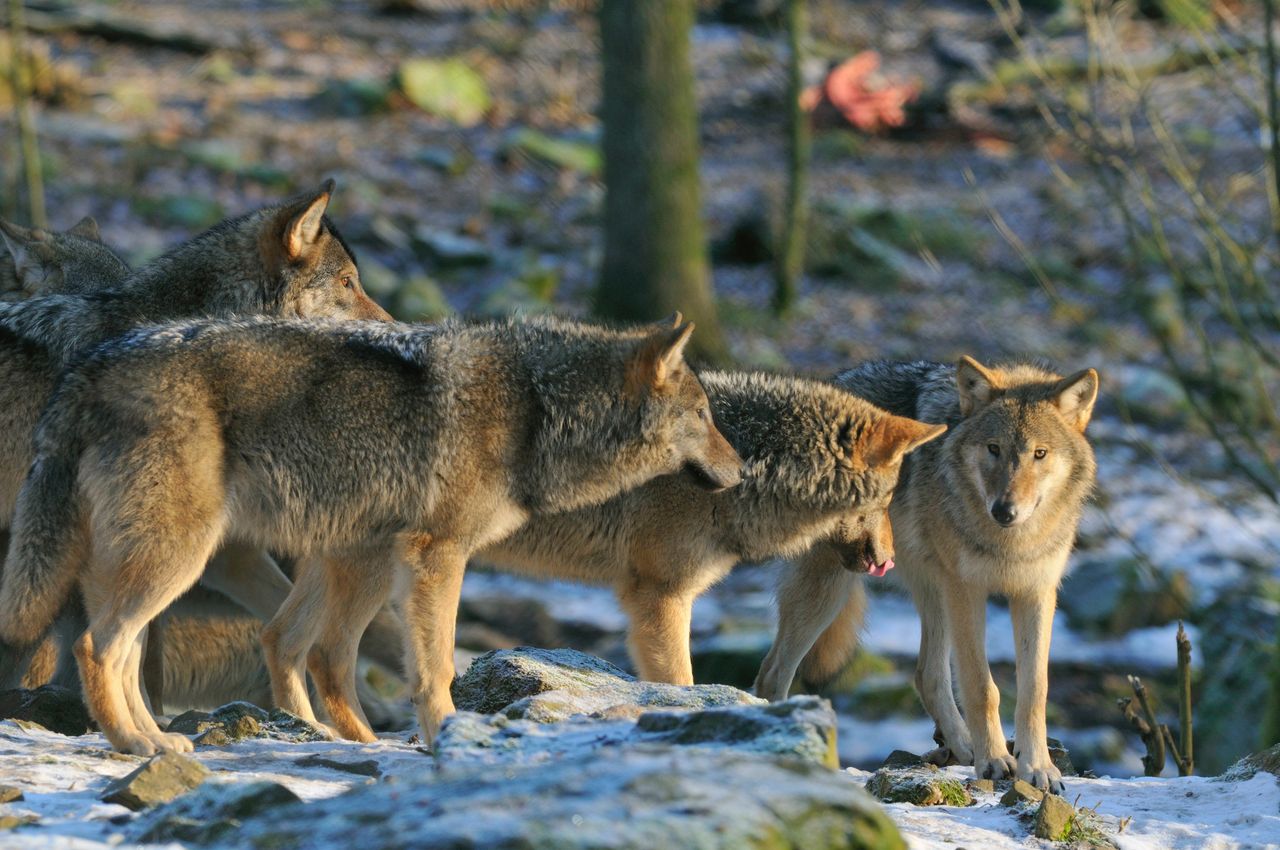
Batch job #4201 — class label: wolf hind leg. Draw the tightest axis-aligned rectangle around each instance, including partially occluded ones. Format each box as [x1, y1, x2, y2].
[122, 626, 190, 752]
[400, 538, 466, 745]
[261, 558, 334, 735]
[755, 544, 861, 701]
[306, 550, 394, 743]
[618, 583, 697, 686]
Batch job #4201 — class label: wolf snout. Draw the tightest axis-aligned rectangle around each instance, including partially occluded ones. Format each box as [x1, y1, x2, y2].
[990, 498, 1019, 527]
[686, 459, 745, 492]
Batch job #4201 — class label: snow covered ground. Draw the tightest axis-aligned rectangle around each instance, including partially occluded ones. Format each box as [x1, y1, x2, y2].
[2, 720, 1277, 850]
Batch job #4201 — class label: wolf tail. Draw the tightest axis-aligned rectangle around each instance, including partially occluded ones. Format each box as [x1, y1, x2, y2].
[0, 392, 89, 646]
[797, 575, 868, 691]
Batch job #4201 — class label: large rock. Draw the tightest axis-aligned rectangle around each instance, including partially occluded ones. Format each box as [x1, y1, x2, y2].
[1033, 793, 1076, 841]
[209, 747, 904, 850]
[453, 647, 760, 720]
[0, 685, 92, 736]
[135, 781, 300, 844]
[101, 752, 211, 810]
[436, 695, 838, 770]
[1222, 743, 1280, 781]
[865, 765, 974, 807]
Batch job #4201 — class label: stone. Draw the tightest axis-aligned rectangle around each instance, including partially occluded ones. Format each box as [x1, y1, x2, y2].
[0, 814, 37, 830]
[412, 226, 492, 268]
[167, 711, 215, 736]
[1033, 793, 1076, 841]
[452, 647, 761, 720]
[865, 766, 974, 807]
[294, 755, 381, 777]
[207, 748, 904, 850]
[1222, 743, 1280, 781]
[999, 778, 1045, 807]
[135, 781, 300, 844]
[0, 785, 23, 803]
[881, 749, 925, 769]
[263, 709, 330, 743]
[435, 696, 838, 772]
[173, 703, 265, 747]
[101, 752, 211, 811]
[0, 685, 93, 736]
[967, 779, 996, 793]
[396, 57, 490, 127]
[194, 727, 231, 748]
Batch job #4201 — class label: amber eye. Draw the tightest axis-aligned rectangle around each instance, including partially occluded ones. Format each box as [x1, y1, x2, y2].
[987, 443, 1000, 457]
[340, 275, 355, 289]
[1034, 448, 1048, 460]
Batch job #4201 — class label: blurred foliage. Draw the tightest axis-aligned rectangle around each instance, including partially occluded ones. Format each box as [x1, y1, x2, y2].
[396, 57, 492, 126]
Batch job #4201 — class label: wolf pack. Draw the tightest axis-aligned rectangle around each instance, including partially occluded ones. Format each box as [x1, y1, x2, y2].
[0, 183, 1098, 795]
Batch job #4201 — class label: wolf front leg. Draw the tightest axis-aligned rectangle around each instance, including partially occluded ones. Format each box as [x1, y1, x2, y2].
[618, 585, 697, 685]
[942, 576, 1015, 780]
[401, 538, 466, 744]
[1010, 585, 1063, 793]
[911, 577, 973, 765]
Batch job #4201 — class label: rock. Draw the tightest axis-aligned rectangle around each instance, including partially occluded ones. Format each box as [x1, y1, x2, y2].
[880, 749, 925, 769]
[999, 778, 1045, 807]
[1033, 792, 1076, 841]
[0, 814, 37, 830]
[395, 57, 490, 127]
[101, 752, 211, 811]
[452, 647, 761, 720]
[505, 128, 600, 176]
[1059, 557, 1191, 636]
[209, 748, 904, 850]
[1046, 737, 1078, 777]
[412, 226, 492, 268]
[167, 711, 215, 736]
[1222, 743, 1280, 781]
[294, 754, 381, 777]
[0, 785, 23, 803]
[194, 727, 231, 748]
[263, 709, 330, 743]
[135, 781, 300, 844]
[865, 766, 974, 807]
[436, 694, 837, 771]
[967, 779, 996, 793]
[0, 685, 92, 736]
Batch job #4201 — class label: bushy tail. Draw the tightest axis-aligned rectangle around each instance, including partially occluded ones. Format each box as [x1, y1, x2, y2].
[797, 574, 868, 691]
[0, 440, 87, 647]
[0, 295, 106, 366]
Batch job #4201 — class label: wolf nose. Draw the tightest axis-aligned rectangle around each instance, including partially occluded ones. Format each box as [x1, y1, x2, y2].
[991, 500, 1017, 526]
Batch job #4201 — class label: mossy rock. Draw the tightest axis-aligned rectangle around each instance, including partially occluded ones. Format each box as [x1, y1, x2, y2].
[865, 766, 974, 807]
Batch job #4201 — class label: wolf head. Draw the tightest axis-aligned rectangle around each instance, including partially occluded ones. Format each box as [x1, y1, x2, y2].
[822, 412, 947, 574]
[949, 355, 1099, 532]
[0, 217, 131, 298]
[525, 317, 743, 513]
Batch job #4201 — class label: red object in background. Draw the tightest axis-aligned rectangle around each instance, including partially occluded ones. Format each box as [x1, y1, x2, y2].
[802, 51, 919, 133]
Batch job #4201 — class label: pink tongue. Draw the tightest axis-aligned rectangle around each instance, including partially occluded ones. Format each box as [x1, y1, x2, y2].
[868, 559, 895, 578]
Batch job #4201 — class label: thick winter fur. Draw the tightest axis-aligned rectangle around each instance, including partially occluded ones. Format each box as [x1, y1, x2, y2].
[0, 216, 131, 300]
[292, 370, 942, 742]
[0, 315, 742, 754]
[757, 357, 1097, 793]
[0, 183, 390, 690]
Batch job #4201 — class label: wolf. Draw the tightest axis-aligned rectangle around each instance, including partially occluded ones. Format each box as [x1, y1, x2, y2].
[0, 181, 391, 690]
[287, 370, 944, 743]
[0, 216, 131, 300]
[754, 357, 1098, 793]
[0, 315, 743, 754]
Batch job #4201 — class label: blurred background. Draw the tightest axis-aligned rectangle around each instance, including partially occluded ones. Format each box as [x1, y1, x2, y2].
[2, 0, 1278, 777]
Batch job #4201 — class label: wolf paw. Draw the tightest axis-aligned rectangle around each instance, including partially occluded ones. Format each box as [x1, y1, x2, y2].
[1018, 760, 1064, 795]
[147, 731, 194, 754]
[974, 751, 1017, 781]
[114, 732, 160, 757]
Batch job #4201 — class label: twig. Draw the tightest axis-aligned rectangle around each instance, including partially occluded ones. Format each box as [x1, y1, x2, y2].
[1264, 0, 1280, 234]
[772, 0, 809, 316]
[1118, 674, 1165, 776]
[1175, 621, 1194, 775]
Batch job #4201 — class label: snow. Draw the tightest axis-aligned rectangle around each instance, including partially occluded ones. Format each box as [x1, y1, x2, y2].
[845, 765, 1280, 850]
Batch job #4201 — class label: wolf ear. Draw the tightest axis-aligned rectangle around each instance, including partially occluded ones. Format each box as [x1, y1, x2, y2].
[280, 179, 335, 261]
[67, 216, 101, 242]
[1054, 368, 1099, 432]
[0, 220, 45, 271]
[956, 355, 1001, 416]
[634, 322, 695, 389]
[863, 415, 947, 468]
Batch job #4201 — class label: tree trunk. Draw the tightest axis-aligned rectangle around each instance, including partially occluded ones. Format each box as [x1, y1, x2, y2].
[596, 0, 728, 364]
[773, 0, 809, 315]
[8, 0, 47, 228]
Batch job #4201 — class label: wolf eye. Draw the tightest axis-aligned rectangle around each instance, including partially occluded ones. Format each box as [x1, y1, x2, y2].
[987, 443, 1000, 457]
[340, 275, 355, 289]
[1034, 448, 1047, 460]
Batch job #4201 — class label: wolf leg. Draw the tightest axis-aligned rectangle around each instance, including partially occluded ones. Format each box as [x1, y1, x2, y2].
[911, 578, 973, 764]
[754, 545, 857, 700]
[202, 541, 293, 621]
[122, 627, 189, 752]
[401, 539, 465, 744]
[618, 585, 696, 685]
[941, 576, 1014, 780]
[306, 551, 393, 743]
[261, 559, 331, 731]
[1010, 586, 1063, 793]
